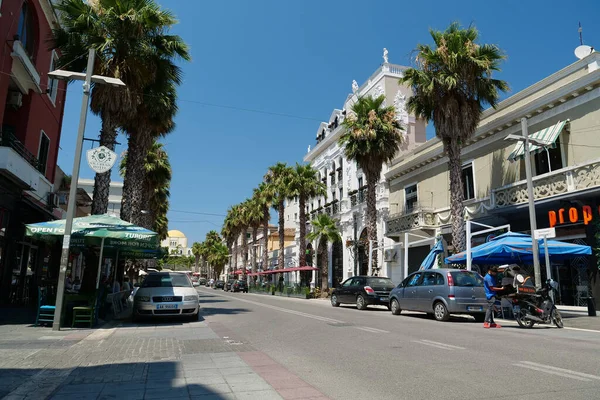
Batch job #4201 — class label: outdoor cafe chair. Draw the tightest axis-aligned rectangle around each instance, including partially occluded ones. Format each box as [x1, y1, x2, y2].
[72, 294, 98, 328]
[35, 287, 56, 327]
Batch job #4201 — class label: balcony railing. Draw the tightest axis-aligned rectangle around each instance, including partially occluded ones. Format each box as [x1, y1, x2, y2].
[0, 128, 42, 172]
[330, 175, 336, 185]
[492, 159, 600, 208]
[386, 207, 436, 235]
[332, 202, 339, 214]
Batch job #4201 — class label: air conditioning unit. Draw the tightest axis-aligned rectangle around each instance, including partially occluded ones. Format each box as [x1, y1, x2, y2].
[8, 92, 22, 108]
[47, 193, 59, 209]
[384, 248, 398, 262]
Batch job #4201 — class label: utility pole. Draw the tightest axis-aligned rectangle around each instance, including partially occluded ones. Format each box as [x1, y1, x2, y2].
[49, 49, 125, 330]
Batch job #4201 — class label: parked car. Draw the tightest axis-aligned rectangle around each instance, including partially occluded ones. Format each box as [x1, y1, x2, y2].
[225, 279, 236, 292]
[389, 269, 487, 322]
[232, 280, 248, 293]
[199, 278, 207, 286]
[214, 280, 225, 289]
[330, 276, 395, 310]
[133, 272, 199, 321]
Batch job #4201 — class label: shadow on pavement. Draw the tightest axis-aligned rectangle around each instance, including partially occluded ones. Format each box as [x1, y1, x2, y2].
[0, 360, 235, 400]
[199, 307, 251, 316]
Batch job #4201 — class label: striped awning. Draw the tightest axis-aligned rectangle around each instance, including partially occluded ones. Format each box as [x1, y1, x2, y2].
[507, 120, 568, 162]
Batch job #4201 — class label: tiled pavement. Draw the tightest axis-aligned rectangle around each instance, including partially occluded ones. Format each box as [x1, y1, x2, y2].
[0, 316, 328, 400]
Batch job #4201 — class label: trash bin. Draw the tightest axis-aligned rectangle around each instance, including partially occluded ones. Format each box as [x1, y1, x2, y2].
[586, 297, 597, 317]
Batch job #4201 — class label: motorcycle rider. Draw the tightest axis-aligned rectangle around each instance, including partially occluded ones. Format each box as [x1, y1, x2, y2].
[483, 266, 503, 328]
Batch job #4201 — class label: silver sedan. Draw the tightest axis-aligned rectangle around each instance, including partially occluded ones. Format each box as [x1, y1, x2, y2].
[133, 272, 199, 321]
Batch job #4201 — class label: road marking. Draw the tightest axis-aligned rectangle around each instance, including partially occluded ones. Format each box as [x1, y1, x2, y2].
[355, 326, 390, 334]
[412, 340, 465, 350]
[513, 361, 600, 382]
[209, 291, 344, 324]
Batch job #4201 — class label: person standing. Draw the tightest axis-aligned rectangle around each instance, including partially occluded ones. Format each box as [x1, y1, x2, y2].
[483, 266, 503, 328]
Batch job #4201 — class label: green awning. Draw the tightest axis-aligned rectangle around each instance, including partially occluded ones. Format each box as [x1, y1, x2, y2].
[507, 120, 567, 162]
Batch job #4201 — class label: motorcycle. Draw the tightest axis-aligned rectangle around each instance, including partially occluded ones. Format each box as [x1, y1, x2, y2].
[510, 279, 563, 329]
[497, 265, 563, 329]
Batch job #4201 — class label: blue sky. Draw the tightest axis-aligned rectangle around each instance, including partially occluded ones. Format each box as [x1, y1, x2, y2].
[57, 0, 600, 245]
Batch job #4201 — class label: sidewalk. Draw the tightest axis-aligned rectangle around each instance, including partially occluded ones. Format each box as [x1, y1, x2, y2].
[0, 315, 329, 400]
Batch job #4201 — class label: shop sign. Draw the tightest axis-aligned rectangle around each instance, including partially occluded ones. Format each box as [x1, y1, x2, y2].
[86, 146, 117, 173]
[548, 205, 595, 227]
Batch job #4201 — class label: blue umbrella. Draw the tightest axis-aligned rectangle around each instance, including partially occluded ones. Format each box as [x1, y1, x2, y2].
[419, 238, 444, 270]
[445, 232, 591, 265]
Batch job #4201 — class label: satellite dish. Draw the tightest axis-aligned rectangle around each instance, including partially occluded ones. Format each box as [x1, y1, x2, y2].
[575, 45, 593, 59]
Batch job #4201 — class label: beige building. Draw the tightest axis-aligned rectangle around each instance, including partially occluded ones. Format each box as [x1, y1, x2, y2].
[384, 51, 600, 305]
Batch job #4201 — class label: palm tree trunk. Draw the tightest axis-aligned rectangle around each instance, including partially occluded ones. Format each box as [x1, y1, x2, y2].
[445, 138, 466, 252]
[91, 119, 117, 215]
[233, 240, 239, 276]
[121, 133, 154, 223]
[277, 200, 285, 270]
[298, 196, 307, 266]
[262, 215, 269, 275]
[251, 227, 258, 274]
[365, 171, 379, 276]
[242, 228, 249, 280]
[319, 242, 328, 295]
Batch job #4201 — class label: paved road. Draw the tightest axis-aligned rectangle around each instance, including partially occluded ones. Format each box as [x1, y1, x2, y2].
[197, 288, 600, 400]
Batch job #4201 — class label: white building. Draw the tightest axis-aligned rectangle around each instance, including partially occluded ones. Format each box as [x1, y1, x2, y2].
[161, 229, 192, 257]
[78, 178, 122, 217]
[296, 51, 427, 287]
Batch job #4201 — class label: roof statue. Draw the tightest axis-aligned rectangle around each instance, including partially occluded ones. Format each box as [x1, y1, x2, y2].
[383, 48, 389, 63]
[352, 80, 359, 94]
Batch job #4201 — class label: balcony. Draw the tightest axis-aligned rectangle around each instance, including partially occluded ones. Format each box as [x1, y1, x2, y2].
[350, 187, 367, 207]
[0, 128, 43, 172]
[492, 159, 600, 208]
[10, 40, 42, 94]
[330, 174, 336, 186]
[386, 207, 436, 235]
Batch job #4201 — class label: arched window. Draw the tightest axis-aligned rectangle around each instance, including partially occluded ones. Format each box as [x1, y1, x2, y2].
[17, 2, 36, 59]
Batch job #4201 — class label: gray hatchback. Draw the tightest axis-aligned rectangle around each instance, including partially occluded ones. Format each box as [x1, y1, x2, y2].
[389, 269, 487, 322]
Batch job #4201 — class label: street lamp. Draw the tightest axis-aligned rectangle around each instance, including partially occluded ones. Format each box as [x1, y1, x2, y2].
[49, 49, 125, 331]
[505, 118, 552, 289]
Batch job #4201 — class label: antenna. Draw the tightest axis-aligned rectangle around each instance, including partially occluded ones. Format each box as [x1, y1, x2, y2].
[574, 22, 593, 59]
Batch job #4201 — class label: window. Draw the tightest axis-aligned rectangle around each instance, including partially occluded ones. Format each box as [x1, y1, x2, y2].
[17, 2, 35, 59]
[318, 199, 321, 208]
[534, 137, 564, 175]
[294, 213, 298, 221]
[462, 163, 475, 200]
[339, 188, 343, 200]
[407, 273, 422, 287]
[405, 184, 417, 212]
[287, 215, 289, 221]
[423, 272, 443, 286]
[48, 51, 59, 103]
[358, 177, 363, 188]
[38, 131, 50, 175]
[332, 190, 336, 201]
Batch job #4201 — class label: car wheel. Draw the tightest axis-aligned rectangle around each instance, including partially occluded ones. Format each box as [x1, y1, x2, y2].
[331, 294, 340, 307]
[390, 298, 402, 315]
[473, 314, 485, 323]
[433, 301, 450, 321]
[356, 295, 367, 310]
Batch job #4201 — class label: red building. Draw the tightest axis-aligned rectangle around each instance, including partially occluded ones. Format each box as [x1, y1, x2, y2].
[0, 0, 67, 304]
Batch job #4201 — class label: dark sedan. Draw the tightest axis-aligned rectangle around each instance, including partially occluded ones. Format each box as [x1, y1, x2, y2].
[214, 280, 225, 289]
[225, 279, 236, 291]
[232, 280, 248, 293]
[330, 276, 395, 310]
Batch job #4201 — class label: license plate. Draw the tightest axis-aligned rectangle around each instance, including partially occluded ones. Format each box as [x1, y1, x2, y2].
[380, 297, 389, 302]
[157, 304, 178, 310]
[467, 306, 483, 311]
[513, 305, 520, 313]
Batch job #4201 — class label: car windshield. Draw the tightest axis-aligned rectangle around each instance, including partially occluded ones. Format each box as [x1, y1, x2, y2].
[450, 271, 484, 287]
[366, 277, 393, 287]
[142, 273, 191, 288]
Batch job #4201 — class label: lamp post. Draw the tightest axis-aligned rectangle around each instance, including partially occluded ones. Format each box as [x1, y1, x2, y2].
[505, 118, 553, 289]
[49, 49, 125, 331]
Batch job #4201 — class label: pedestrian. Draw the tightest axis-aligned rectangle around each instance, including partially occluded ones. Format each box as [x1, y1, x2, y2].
[483, 266, 503, 328]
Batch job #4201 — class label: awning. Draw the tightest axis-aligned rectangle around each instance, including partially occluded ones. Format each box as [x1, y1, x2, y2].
[507, 120, 567, 162]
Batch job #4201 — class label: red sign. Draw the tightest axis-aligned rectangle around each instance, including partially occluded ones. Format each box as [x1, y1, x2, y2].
[548, 205, 594, 228]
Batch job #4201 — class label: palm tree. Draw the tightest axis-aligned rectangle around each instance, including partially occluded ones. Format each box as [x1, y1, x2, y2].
[340, 95, 403, 275]
[254, 182, 275, 274]
[237, 200, 252, 280]
[265, 163, 293, 271]
[192, 242, 203, 273]
[400, 22, 508, 252]
[307, 214, 341, 295]
[207, 241, 229, 279]
[53, 0, 189, 215]
[221, 224, 235, 275]
[223, 205, 242, 275]
[248, 192, 266, 275]
[286, 163, 326, 266]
